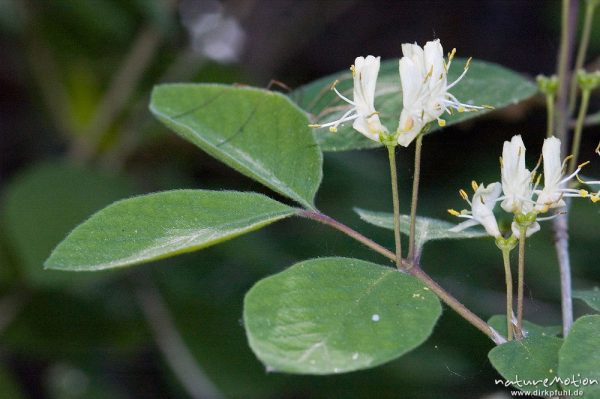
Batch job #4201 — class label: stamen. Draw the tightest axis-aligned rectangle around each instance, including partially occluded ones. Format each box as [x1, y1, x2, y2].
[447, 209, 461, 216]
[350, 65, 356, 78]
[579, 189, 589, 198]
[437, 118, 446, 127]
[471, 181, 479, 191]
[459, 189, 469, 200]
[332, 86, 355, 106]
[596, 141, 600, 155]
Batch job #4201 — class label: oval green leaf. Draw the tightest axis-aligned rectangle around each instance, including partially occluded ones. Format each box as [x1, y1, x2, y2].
[244, 257, 442, 374]
[573, 288, 600, 312]
[150, 84, 323, 209]
[355, 208, 488, 253]
[559, 315, 600, 398]
[45, 190, 296, 271]
[488, 336, 563, 393]
[291, 58, 537, 151]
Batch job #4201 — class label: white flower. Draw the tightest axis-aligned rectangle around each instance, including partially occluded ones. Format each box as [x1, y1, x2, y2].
[397, 39, 484, 147]
[313, 56, 388, 142]
[499, 135, 535, 214]
[535, 136, 590, 212]
[449, 182, 502, 238]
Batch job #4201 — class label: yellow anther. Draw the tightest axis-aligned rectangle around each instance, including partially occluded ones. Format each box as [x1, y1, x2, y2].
[460, 209, 469, 215]
[330, 79, 340, 90]
[471, 181, 479, 191]
[308, 124, 321, 128]
[535, 173, 542, 186]
[591, 195, 600, 203]
[447, 209, 461, 216]
[438, 119, 446, 127]
[596, 141, 600, 155]
[499, 156, 504, 167]
[483, 105, 495, 110]
[459, 189, 469, 200]
[578, 160, 590, 169]
[350, 65, 355, 78]
[465, 56, 472, 70]
[579, 189, 589, 197]
[329, 127, 338, 133]
[448, 48, 456, 61]
[457, 107, 466, 113]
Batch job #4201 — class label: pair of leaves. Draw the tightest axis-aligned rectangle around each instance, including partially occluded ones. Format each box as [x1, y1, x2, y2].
[489, 315, 600, 397]
[47, 84, 322, 271]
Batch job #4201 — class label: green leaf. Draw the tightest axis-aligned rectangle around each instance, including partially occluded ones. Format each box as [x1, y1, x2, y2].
[291, 58, 537, 151]
[488, 336, 563, 393]
[573, 288, 600, 312]
[244, 257, 442, 374]
[45, 190, 296, 271]
[2, 162, 135, 288]
[487, 315, 561, 338]
[559, 315, 600, 398]
[150, 84, 323, 208]
[354, 208, 488, 251]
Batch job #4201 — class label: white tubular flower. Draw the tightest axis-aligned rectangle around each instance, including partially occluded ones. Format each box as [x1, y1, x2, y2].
[397, 39, 484, 147]
[449, 181, 502, 238]
[500, 135, 535, 214]
[535, 136, 591, 212]
[313, 56, 388, 142]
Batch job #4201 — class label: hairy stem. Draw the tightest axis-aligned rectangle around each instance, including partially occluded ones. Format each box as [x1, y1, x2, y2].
[568, 0, 597, 115]
[408, 135, 423, 262]
[298, 210, 506, 345]
[409, 267, 506, 345]
[133, 276, 224, 399]
[501, 248, 514, 341]
[568, 88, 591, 174]
[517, 228, 527, 334]
[387, 145, 403, 269]
[554, 213, 573, 336]
[553, 0, 579, 338]
[546, 94, 556, 138]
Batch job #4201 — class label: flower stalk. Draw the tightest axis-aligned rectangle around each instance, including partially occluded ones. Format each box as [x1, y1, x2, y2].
[387, 145, 403, 269]
[497, 237, 517, 341]
[408, 134, 424, 261]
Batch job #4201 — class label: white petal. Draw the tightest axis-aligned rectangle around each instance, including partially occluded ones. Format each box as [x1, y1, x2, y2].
[511, 221, 540, 238]
[449, 219, 479, 232]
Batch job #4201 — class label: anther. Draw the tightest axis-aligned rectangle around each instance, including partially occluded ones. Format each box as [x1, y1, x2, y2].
[447, 209, 460, 216]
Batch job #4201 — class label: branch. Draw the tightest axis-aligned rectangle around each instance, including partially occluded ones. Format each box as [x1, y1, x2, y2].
[133, 276, 224, 399]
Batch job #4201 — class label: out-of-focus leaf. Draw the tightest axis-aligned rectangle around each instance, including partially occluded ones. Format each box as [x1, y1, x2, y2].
[0, 366, 25, 399]
[150, 84, 323, 208]
[2, 162, 135, 288]
[3, 290, 147, 358]
[355, 208, 488, 251]
[573, 288, 600, 312]
[46, 190, 296, 271]
[291, 58, 537, 151]
[244, 257, 441, 374]
[559, 315, 600, 398]
[488, 336, 563, 393]
[487, 315, 561, 338]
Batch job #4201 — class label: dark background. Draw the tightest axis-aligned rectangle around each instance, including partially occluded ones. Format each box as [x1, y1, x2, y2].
[1, 1, 599, 398]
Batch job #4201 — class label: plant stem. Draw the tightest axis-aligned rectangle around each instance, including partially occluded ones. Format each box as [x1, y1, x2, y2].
[501, 248, 514, 341]
[387, 145, 403, 269]
[546, 93, 556, 138]
[298, 209, 506, 345]
[408, 135, 423, 262]
[568, 88, 591, 174]
[409, 267, 506, 345]
[133, 275, 224, 399]
[298, 210, 398, 263]
[568, 0, 597, 115]
[517, 227, 527, 334]
[555, 0, 579, 144]
[554, 213, 573, 336]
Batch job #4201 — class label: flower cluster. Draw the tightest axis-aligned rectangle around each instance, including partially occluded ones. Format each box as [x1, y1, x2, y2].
[448, 135, 594, 240]
[310, 40, 484, 147]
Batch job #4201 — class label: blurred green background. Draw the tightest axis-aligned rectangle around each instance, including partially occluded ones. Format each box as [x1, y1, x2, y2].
[1, 0, 599, 398]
